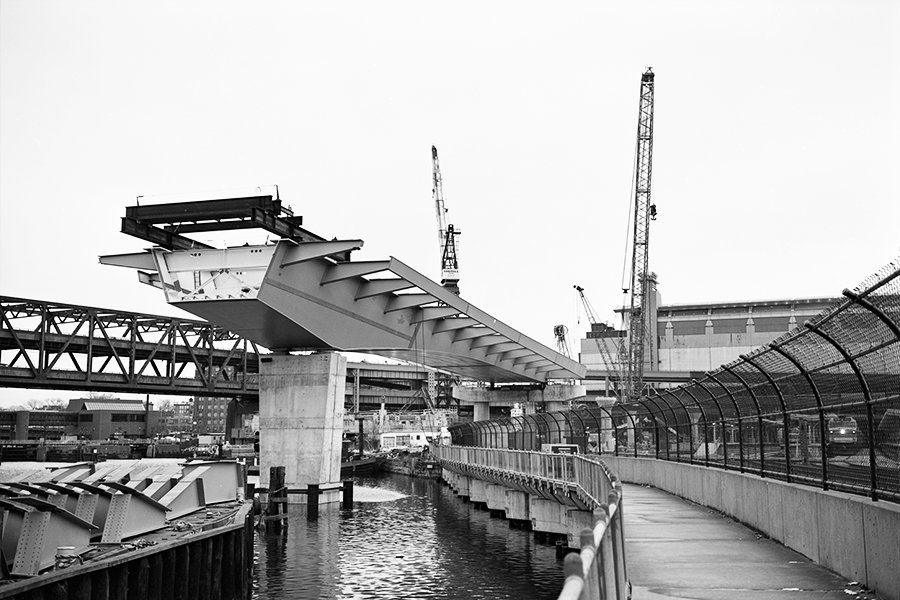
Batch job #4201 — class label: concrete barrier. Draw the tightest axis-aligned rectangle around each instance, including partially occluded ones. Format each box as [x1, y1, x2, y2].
[602, 456, 900, 600]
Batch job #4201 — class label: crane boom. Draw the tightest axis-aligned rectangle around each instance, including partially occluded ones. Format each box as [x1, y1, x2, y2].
[575, 285, 623, 398]
[623, 68, 657, 402]
[432, 145, 461, 295]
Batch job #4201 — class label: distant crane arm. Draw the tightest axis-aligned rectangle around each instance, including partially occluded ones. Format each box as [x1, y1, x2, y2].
[432, 145, 460, 294]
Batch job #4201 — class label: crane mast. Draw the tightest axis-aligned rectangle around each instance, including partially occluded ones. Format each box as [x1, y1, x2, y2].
[623, 68, 657, 402]
[432, 145, 460, 295]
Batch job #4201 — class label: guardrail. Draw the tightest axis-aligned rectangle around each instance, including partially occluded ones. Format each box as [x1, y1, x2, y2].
[432, 445, 629, 600]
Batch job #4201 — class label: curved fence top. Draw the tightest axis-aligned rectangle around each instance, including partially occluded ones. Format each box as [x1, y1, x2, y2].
[450, 256, 900, 501]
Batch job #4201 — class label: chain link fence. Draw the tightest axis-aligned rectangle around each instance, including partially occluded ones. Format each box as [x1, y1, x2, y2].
[450, 256, 900, 502]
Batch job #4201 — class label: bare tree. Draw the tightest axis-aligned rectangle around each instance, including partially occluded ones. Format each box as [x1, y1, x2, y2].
[22, 398, 68, 410]
[42, 398, 68, 410]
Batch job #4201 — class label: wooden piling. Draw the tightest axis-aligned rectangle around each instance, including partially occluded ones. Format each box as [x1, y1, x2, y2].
[268, 466, 286, 530]
[342, 480, 354, 509]
[307, 483, 320, 519]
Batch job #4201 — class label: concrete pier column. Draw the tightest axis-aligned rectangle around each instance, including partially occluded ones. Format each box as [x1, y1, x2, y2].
[454, 475, 471, 500]
[473, 403, 491, 422]
[485, 484, 507, 515]
[505, 489, 530, 523]
[530, 496, 568, 535]
[566, 508, 594, 549]
[259, 352, 346, 505]
[470, 478, 489, 507]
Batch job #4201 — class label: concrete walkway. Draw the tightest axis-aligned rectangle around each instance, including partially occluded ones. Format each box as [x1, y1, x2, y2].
[623, 483, 880, 600]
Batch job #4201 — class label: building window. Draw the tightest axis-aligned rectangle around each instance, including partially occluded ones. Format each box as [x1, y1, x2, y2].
[112, 414, 146, 423]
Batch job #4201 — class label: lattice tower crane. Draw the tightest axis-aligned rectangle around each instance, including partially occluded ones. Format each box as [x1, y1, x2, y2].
[621, 68, 658, 402]
[574, 285, 623, 399]
[432, 146, 461, 295]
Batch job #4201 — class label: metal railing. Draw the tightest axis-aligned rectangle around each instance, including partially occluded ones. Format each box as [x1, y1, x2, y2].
[450, 256, 900, 502]
[433, 445, 629, 599]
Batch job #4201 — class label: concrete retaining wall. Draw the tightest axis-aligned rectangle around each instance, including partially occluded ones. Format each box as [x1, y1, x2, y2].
[602, 457, 900, 600]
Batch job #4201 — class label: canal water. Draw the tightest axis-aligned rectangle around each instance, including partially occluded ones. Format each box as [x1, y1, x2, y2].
[252, 472, 565, 600]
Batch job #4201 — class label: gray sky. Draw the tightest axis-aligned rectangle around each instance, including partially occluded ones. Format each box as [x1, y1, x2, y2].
[2, 1, 898, 408]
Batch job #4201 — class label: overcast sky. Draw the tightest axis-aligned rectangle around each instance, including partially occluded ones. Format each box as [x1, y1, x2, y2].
[2, 1, 898, 408]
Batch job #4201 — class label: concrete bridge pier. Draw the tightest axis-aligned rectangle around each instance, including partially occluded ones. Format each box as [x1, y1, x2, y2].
[445, 471, 470, 500]
[470, 478, 489, 508]
[529, 495, 595, 552]
[258, 352, 346, 505]
[505, 489, 531, 528]
[530, 496, 568, 536]
[485, 484, 508, 518]
[566, 507, 594, 549]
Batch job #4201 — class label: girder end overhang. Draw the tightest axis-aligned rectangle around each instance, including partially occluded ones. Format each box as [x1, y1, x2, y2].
[103, 238, 586, 383]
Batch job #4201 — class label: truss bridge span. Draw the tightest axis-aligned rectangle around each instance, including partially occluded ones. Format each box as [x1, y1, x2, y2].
[0, 296, 261, 398]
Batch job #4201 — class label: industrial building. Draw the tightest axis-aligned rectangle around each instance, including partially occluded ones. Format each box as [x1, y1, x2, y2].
[579, 274, 839, 397]
[0, 399, 161, 441]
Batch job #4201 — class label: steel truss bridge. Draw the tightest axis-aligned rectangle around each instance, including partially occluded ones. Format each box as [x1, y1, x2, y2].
[0, 296, 261, 399]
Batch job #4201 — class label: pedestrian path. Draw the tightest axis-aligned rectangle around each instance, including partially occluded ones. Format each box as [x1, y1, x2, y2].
[622, 483, 880, 600]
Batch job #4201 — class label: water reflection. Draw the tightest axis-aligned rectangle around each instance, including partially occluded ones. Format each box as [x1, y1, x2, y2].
[252, 473, 562, 600]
